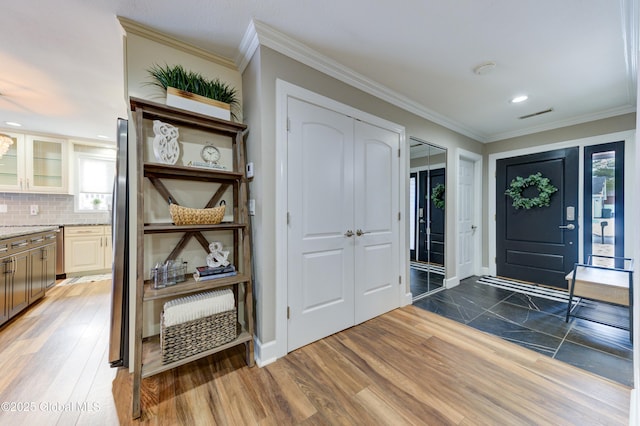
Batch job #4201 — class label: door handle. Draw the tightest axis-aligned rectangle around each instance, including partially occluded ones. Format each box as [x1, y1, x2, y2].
[471, 225, 477, 230]
[344, 230, 354, 237]
[356, 229, 370, 236]
[559, 224, 575, 230]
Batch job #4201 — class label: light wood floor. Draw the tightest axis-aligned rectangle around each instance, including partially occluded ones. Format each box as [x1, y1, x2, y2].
[0, 280, 631, 425]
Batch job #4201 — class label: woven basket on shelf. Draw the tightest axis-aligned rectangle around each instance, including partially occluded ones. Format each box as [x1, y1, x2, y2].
[169, 200, 225, 225]
[160, 308, 237, 364]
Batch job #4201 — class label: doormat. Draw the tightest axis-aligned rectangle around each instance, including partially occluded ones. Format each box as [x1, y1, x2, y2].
[57, 273, 112, 286]
[477, 276, 574, 303]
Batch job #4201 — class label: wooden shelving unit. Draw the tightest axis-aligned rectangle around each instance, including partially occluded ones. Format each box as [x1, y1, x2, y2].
[130, 97, 254, 419]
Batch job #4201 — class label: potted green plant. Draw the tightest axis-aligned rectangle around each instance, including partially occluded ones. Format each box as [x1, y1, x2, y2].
[147, 64, 239, 121]
[92, 198, 102, 210]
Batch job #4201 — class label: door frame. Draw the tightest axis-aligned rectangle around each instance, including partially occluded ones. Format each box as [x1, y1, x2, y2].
[488, 130, 635, 278]
[456, 148, 482, 278]
[274, 79, 408, 359]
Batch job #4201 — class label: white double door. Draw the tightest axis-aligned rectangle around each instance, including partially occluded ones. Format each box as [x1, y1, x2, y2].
[287, 98, 400, 352]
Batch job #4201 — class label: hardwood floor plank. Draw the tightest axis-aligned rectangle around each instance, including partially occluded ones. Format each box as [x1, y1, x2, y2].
[0, 278, 630, 425]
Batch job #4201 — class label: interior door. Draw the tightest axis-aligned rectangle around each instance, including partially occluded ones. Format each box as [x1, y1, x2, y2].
[354, 120, 399, 324]
[287, 98, 355, 351]
[496, 147, 579, 289]
[458, 158, 475, 279]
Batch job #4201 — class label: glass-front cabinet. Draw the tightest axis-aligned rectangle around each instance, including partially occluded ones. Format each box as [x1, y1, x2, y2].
[0, 133, 68, 193]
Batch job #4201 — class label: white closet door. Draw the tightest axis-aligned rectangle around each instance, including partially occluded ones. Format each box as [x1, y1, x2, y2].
[287, 98, 355, 352]
[354, 121, 400, 324]
[458, 158, 475, 279]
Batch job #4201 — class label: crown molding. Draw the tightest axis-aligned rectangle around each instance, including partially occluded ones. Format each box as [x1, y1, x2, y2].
[486, 104, 636, 143]
[118, 16, 237, 70]
[237, 19, 484, 142]
[237, 17, 638, 144]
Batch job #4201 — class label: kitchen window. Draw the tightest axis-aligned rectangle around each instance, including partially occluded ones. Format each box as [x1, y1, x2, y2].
[75, 153, 115, 212]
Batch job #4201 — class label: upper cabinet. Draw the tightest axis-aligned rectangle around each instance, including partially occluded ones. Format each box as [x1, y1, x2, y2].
[0, 133, 69, 194]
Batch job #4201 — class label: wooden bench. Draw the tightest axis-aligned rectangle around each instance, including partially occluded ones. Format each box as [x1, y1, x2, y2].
[565, 255, 633, 340]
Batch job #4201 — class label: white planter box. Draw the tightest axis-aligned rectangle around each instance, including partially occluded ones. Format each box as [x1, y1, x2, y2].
[166, 87, 231, 121]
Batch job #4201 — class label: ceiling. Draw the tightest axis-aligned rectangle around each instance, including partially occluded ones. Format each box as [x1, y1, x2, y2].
[0, 0, 636, 144]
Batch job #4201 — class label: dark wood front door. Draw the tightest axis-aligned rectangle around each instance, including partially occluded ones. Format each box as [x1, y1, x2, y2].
[496, 148, 578, 289]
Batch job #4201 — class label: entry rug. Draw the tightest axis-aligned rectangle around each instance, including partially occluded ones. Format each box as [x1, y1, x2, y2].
[477, 275, 574, 304]
[410, 261, 445, 275]
[58, 273, 112, 286]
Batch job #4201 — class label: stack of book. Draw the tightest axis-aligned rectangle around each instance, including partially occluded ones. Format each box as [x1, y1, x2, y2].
[193, 265, 237, 282]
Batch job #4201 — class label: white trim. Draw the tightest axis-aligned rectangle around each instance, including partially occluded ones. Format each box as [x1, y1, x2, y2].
[488, 130, 635, 277]
[275, 79, 406, 359]
[456, 148, 483, 278]
[243, 20, 481, 141]
[445, 275, 460, 289]
[253, 337, 278, 368]
[238, 18, 638, 144]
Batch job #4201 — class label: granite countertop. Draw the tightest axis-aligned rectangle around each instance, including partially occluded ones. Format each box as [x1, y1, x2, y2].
[0, 226, 60, 240]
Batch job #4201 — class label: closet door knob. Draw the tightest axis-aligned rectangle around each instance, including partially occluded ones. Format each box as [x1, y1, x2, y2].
[356, 229, 369, 236]
[344, 230, 354, 237]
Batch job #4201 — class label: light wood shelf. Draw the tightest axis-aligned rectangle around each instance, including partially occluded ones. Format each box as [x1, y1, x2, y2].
[143, 273, 250, 301]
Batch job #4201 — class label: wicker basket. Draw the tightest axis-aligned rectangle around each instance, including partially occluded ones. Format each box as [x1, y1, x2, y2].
[169, 200, 225, 225]
[160, 308, 237, 364]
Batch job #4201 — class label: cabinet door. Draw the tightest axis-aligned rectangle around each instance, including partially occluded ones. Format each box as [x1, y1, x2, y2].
[29, 248, 46, 302]
[103, 231, 112, 269]
[43, 243, 56, 289]
[9, 251, 30, 318]
[26, 135, 68, 193]
[65, 235, 103, 273]
[0, 133, 26, 192]
[0, 258, 9, 325]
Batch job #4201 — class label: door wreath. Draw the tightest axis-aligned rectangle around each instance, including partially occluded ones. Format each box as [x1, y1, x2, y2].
[431, 183, 445, 209]
[504, 172, 557, 209]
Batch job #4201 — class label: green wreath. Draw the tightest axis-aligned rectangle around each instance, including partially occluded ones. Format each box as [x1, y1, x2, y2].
[505, 172, 558, 209]
[431, 183, 445, 209]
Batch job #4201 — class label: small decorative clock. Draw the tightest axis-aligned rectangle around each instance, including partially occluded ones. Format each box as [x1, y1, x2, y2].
[200, 144, 221, 164]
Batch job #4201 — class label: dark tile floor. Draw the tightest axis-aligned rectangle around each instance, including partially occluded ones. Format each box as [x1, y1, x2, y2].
[410, 268, 444, 298]
[413, 276, 634, 387]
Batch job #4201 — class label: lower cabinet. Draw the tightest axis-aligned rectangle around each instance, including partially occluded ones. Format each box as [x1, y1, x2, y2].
[64, 226, 111, 273]
[7, 250, 29, 318]
[0, 230, 57, 327]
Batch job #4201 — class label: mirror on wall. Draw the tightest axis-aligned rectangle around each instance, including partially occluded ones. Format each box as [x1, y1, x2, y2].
[409, 137, 446, 300]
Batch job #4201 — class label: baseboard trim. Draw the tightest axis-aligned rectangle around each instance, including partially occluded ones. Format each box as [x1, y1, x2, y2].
[402, 291, 413, 306]
[254, 337, 278, 367]
[445, 276, 460, 289]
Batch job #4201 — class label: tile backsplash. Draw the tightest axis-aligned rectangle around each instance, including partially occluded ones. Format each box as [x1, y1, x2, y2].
[0, 193, 111, 226]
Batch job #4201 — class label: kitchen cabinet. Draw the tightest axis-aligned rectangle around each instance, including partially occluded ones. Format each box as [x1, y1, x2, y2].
[0, 229, 57, 326]
[0, 132, 69, 194]
[130, 97, 254, 418]
[29, 234, 57, 298]
[64, 226, 111, 273]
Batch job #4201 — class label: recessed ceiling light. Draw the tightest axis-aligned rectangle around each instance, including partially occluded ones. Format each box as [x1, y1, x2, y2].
[511, 95, 529, 103]
[97, 135, 110, 139]
[5, 121, 22, 127]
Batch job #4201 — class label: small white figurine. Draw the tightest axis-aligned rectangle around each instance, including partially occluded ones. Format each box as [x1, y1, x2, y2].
[206, 241, 230, 268]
